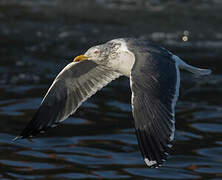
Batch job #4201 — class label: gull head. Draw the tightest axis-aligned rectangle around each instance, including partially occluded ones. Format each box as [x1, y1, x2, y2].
[74, 41, 121, 65]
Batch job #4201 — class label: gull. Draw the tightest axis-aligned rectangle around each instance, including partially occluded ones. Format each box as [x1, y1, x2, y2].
[14, 38, 211, 167]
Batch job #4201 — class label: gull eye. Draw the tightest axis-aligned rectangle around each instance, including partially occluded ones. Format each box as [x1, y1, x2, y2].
[94, 50, 99, 54]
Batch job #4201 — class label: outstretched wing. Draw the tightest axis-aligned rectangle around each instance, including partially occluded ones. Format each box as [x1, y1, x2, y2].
[130, 51, 180, 168]
[16, 60, 121, 139]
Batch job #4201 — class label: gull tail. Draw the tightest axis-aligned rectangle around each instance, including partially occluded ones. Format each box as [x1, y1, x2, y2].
[173, 55, 212, 76]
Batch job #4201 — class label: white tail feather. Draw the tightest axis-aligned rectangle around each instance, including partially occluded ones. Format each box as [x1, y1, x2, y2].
[173, 55, 212, 76]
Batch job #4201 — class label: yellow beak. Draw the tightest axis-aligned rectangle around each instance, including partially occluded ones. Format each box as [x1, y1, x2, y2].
[73, 55, 89, 62]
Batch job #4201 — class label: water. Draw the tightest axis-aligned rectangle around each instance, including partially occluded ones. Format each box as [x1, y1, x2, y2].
[1, 1, 222, 179]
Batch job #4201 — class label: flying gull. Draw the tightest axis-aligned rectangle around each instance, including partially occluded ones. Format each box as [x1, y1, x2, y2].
[14, 38, 211, 167]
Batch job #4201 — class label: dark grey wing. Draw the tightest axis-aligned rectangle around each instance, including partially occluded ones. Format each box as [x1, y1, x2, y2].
[17, 60, 121, 139]
[130, 51, 180, 168]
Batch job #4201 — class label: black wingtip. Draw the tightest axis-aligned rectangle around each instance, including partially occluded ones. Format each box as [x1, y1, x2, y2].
[16, 105, 53, 139]
[136, 128, 172, 168]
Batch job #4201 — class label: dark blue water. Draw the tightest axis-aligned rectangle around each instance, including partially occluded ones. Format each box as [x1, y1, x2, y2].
[1, 73, 222, 179]
[1, 1, 222, 179]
